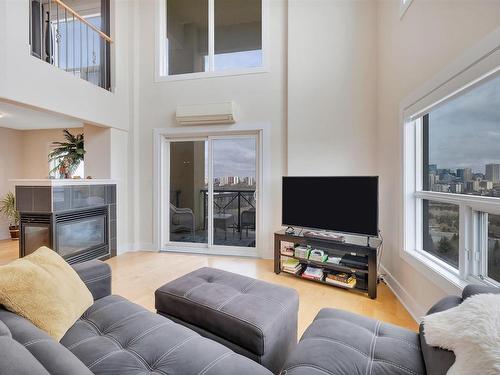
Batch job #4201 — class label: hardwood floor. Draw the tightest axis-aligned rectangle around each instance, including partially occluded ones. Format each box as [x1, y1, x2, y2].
[0, 239, 418, 335]
[0, 239, 18, 266]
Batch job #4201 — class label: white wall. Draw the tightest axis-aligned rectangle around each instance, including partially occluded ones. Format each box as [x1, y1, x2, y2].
[0, 128, 23, 239]
[133, 0, 287, 255]
[0, 0, 131, 131]
[20, 128, 84, 179]
[377, 0, 500, 318]
[288, 0, 378, 177]
[84, 124, 112, 179]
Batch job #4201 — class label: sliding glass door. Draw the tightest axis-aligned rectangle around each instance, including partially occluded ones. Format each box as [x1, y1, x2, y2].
[212, 137, 257, 247]
[164, 135, 258, 254]
[168, 140, 208, 244]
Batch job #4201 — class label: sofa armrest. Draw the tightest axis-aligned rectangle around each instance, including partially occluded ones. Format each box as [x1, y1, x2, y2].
[462, 284, 500, 300]
[72, 260, 111, 301]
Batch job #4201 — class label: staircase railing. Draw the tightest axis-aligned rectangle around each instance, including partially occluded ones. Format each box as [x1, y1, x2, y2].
[29, 0, 112, 91]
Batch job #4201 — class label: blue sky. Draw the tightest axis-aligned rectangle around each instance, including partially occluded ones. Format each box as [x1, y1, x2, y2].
[429, 74, 500, 173]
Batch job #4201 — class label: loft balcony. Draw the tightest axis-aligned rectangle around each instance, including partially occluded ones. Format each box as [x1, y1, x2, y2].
[29, 0, 112, 91]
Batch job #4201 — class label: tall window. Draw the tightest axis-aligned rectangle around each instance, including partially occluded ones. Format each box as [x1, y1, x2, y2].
[407, 73, 500, 285]
[160, 0, 264, 78]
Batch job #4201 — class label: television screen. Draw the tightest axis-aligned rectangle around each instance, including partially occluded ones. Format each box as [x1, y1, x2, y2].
[282, 176, 378, 236]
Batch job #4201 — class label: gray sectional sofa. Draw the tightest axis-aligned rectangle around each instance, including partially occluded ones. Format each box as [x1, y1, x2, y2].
[280, 284, 499, 375]
[0, 259, 497, 374]
[0, 260, 272, 375]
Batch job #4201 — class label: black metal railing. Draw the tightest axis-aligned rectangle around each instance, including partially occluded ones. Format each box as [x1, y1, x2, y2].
[29, 0, 112, 90]
[200, 189, 256, 232]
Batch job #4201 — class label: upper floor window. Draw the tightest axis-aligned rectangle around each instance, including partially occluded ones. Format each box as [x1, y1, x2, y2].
[158, 0, 265, 79]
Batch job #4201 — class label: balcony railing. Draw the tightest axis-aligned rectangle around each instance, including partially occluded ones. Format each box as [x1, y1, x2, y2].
[29, 0, 112, 90]
[200, 189, 256, 233]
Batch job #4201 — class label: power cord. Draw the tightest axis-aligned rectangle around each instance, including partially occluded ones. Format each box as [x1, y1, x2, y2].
[376, 230, 385, 283]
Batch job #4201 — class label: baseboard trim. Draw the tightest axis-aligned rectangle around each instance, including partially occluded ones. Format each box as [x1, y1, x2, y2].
[380, 264, 425, 323]
[119, 243, 158, 253]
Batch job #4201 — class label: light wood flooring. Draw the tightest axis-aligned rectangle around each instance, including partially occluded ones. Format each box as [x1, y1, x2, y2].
[0, 239, 418, 335]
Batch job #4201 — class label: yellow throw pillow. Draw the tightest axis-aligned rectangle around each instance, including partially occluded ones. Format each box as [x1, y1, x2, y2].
[0, 247, 93, 341]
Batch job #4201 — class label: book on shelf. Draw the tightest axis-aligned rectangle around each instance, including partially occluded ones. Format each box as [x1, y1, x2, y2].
[325, 277, 357, 288]
[301, 266, 324, 281]
[294, 246, 310, 259]
[281, 257, 301, 274]
[324, 271, 356, 288]
[309, 249, 328, 263]
[280, 241, 295, 256]
[326, 256, 341, 265]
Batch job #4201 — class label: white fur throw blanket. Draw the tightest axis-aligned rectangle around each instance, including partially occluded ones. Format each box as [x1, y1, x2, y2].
[423, 293, 500, 375]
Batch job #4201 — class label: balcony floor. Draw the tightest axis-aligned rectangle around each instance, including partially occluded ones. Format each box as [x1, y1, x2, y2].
[170, 229, 256, 247]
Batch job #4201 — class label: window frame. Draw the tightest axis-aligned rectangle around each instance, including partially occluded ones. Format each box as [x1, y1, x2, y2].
[155, 0, 270, 82]
[400, 0, 414, 19]
[402, 26, 500, 293]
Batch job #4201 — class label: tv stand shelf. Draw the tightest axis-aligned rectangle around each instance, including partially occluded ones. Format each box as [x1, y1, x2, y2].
[274, 229, 378, 299]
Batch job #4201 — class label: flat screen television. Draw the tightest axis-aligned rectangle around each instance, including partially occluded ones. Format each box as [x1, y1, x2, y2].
[282, 176, 378, 236]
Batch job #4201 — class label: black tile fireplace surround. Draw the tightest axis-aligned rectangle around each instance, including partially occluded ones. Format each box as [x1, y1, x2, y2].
[16, 184, 117, 264]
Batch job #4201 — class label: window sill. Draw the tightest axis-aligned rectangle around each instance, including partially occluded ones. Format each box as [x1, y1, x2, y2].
[400, 248, 468, 295]
[155, 67, 269, 83]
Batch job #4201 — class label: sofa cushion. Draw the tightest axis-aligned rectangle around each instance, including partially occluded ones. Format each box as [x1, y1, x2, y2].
[0, 336, 51, 375]
[0, 309, 92, 375]
[155, 267, 299, 357]
[61, 294, 272, 375]
[281, 308, 425, 375]
[71, 260, 112, 301]
[0, 246, 93, 341]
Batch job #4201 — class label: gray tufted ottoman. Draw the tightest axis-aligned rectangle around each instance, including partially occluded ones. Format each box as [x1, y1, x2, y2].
[155, 267, 299, 374]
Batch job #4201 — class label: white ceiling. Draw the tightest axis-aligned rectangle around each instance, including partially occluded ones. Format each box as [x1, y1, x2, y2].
[0, 101, 83, 130]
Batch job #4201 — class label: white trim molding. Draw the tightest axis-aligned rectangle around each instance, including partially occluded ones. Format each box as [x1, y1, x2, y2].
[380, 264, 425, 322]
[400, 25, 500, 294]
[152, 122, 272, 259]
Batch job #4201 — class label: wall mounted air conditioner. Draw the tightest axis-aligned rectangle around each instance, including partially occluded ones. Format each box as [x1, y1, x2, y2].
[175, 102, 236, 125]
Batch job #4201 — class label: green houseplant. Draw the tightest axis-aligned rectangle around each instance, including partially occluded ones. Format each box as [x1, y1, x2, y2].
[0, 192, 20, 240]
[48, 129, 85, 178]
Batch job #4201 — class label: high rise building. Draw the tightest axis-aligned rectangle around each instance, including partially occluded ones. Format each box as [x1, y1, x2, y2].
[486, 164, 500, 183]
[466, 180, 480, 192]
[457, 168, 472, 182]
[480, 180, 493, 190]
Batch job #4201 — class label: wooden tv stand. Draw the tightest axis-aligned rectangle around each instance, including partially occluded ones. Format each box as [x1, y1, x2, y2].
[274, 229, 379, 299]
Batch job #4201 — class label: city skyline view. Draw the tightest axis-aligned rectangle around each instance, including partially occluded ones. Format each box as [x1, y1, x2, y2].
[429, 74, 500, 173]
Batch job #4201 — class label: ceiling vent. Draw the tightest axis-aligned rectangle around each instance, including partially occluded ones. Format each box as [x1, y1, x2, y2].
[175, 102, 235, 125]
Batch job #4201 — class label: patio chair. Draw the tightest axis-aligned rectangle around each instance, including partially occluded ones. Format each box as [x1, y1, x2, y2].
[170, 203, 195, 237]
[240, 208, 256, 239]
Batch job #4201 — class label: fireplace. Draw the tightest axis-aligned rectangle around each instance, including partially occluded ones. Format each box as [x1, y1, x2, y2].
[16, 182, 116, 264]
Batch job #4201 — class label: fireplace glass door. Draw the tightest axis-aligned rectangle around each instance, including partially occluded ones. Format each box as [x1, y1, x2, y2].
[57, 216, 106, 258]
[24, 224, 51, 256]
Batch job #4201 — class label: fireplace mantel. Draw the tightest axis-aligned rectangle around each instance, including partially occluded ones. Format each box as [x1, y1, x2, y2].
[10, 179, 117, 186]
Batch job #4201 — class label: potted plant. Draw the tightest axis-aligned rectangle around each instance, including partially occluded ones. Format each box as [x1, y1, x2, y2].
[0, 192, 20, 240]
[49, 129, 85, 179]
